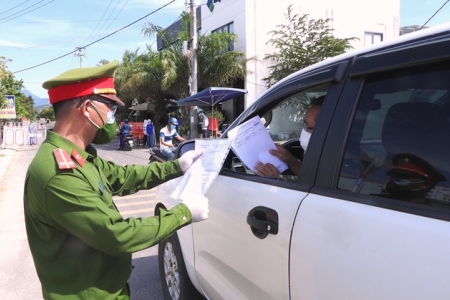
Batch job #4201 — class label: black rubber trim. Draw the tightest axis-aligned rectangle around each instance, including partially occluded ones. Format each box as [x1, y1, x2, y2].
[351, 33, 450, 77]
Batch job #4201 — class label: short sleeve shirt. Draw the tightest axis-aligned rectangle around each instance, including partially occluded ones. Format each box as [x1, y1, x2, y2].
[159, 126, 179, 150]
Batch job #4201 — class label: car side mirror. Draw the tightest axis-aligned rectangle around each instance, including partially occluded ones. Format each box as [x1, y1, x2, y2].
[174, 140, 196, 159]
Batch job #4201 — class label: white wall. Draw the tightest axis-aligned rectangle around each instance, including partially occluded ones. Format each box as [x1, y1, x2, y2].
[201, 0, 400, 110]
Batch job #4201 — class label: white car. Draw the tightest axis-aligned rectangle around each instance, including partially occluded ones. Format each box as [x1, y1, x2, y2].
[153, 23, 450, 300]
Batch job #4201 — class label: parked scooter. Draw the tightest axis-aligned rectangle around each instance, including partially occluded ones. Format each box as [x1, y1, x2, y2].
[121, 134, 134, 151]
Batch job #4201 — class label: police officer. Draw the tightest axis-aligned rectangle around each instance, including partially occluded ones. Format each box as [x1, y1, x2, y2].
[23, 60, 208, 300]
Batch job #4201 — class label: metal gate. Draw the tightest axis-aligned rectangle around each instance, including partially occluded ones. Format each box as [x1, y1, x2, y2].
[0, 122, 47, 150]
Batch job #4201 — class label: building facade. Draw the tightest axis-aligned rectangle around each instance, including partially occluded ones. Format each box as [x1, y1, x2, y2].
[199, 0, 400, 121]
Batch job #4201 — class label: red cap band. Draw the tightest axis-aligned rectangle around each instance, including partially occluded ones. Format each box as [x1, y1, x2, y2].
[48, 77, 116, 104]
[395, 162, 434, 181]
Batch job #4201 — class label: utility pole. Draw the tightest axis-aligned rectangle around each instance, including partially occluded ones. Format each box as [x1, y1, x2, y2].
[189, 0, 199, 139]
[75, 47, 85, 68]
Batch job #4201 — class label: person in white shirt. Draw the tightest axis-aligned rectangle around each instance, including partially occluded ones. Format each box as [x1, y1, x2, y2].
[142, 119, 148, 147]
[159, 117, 186, 160]
[197, 108, 209, 138]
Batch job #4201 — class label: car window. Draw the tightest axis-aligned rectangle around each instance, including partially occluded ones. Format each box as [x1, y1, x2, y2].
[338, 64, 450, 210]
[223, 83, 330, 176]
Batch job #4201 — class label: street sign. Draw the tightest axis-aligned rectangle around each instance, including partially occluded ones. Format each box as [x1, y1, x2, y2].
[0, 95, 16, 119]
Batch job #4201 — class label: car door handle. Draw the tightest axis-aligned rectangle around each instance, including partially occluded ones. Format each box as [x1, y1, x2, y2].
[247, 206, 279, 239]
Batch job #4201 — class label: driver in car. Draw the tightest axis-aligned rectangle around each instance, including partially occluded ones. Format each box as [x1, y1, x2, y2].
[254, 96, 324, 177]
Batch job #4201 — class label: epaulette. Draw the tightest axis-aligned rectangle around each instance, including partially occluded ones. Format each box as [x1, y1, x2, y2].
[53, 148, 76, 170]
[71, 149, 85, 167]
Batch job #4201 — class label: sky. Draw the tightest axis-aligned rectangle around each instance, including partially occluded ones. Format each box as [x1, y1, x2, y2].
[1, 0, 450, 99]
[0, 0, 187, 99]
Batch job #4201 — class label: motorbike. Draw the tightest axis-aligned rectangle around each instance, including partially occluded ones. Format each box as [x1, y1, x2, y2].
[121, 134, 134, 151]
[148, 147, 168, 163]
[148, 140, 180, 163]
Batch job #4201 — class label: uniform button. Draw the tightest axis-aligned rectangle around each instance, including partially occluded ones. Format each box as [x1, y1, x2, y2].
[183, 216, 187, 222]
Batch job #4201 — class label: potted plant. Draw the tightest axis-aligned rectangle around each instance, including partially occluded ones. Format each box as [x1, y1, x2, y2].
[206, 109, 224, 131]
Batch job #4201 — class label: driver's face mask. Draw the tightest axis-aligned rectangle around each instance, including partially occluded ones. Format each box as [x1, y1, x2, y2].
[299, 128, 311, 152]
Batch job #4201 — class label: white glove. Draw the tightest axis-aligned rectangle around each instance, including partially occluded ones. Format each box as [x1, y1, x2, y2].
[178, 150, 203, 173]
[180, 192, 209, 223]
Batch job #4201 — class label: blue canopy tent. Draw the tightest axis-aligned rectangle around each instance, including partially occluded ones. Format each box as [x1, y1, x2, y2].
[176, 87, 248, 107]
[177, 87, 248, 137]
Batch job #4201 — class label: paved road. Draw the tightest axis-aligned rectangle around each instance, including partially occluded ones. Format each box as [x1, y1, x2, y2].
[0, 139, 164, 299]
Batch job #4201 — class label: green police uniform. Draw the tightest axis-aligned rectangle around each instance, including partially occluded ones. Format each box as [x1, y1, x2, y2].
[24, 130, 191, 299]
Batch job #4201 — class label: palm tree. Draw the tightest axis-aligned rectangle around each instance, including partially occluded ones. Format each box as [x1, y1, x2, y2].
[115, 15, 250, 135]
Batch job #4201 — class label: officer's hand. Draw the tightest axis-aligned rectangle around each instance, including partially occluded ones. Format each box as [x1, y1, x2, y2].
[178, 150, 203, 172]
[180, 192, 209, 222]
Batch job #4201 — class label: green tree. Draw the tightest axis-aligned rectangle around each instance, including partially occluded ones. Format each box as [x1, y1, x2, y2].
[36, 107, 55, 121]
[0, 56, 12, 108]
[115, 15, 249, 134]
[114, 48, 168, 123]
[97, 59, 110, 66]
[264, 5, 357, 87]
[0, 57, 36, 120]
[0, 67, 37, 120]
[15, 94, 36, 120]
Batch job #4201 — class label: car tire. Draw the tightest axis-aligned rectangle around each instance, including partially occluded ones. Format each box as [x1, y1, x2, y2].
[158, 233, 204, 300]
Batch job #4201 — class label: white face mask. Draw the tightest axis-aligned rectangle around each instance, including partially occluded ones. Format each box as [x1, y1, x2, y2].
[299, 128, 311, 152]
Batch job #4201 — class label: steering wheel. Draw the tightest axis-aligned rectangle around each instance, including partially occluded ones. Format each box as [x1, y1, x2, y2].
[282, 139, 304, 162]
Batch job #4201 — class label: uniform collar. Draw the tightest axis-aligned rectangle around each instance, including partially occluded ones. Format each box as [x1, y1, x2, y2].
[45, 130, 98, 163]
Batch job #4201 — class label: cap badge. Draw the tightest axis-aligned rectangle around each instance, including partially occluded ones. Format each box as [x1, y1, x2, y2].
[93, 87, 116, 95]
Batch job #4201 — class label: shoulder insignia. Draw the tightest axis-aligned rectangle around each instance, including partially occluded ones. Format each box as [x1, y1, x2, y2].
[71, 149, 85, 167]
[53, 148, 76, 170]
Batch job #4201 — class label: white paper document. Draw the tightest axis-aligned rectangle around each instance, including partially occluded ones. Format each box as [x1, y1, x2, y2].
[227, 115, 288, 173]
[170, 138, 231, 199]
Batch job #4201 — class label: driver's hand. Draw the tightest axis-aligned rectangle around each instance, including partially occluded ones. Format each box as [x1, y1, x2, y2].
[269, 144, 298, 166]
[254, 161, 281, 177]
[268, 144, 289, 162]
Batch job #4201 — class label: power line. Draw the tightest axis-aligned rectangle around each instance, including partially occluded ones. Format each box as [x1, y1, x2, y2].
[89, 0, 131, 45]
[12, 0, 175, 74]
[421, 0, 450, 29]
[0, 0, 31, 16]
[0, 0, 42, 21]
[0, 0, 54, 25]
[81, 0, 116, 46]
[86, 0, 122, 45]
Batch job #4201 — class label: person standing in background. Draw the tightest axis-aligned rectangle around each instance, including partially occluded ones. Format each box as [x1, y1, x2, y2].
[198, 109, 209, 138]
[28, 122, 36, 145]
[146, 119, 154, 148]
[142, 119, 148, 148]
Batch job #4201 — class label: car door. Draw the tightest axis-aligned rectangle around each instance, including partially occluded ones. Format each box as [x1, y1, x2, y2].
[290, 35, 450, 300]
[190, 61, 349, 299]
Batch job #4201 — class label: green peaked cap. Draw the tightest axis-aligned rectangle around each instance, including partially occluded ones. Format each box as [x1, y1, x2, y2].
[42, 60, 119, 90]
